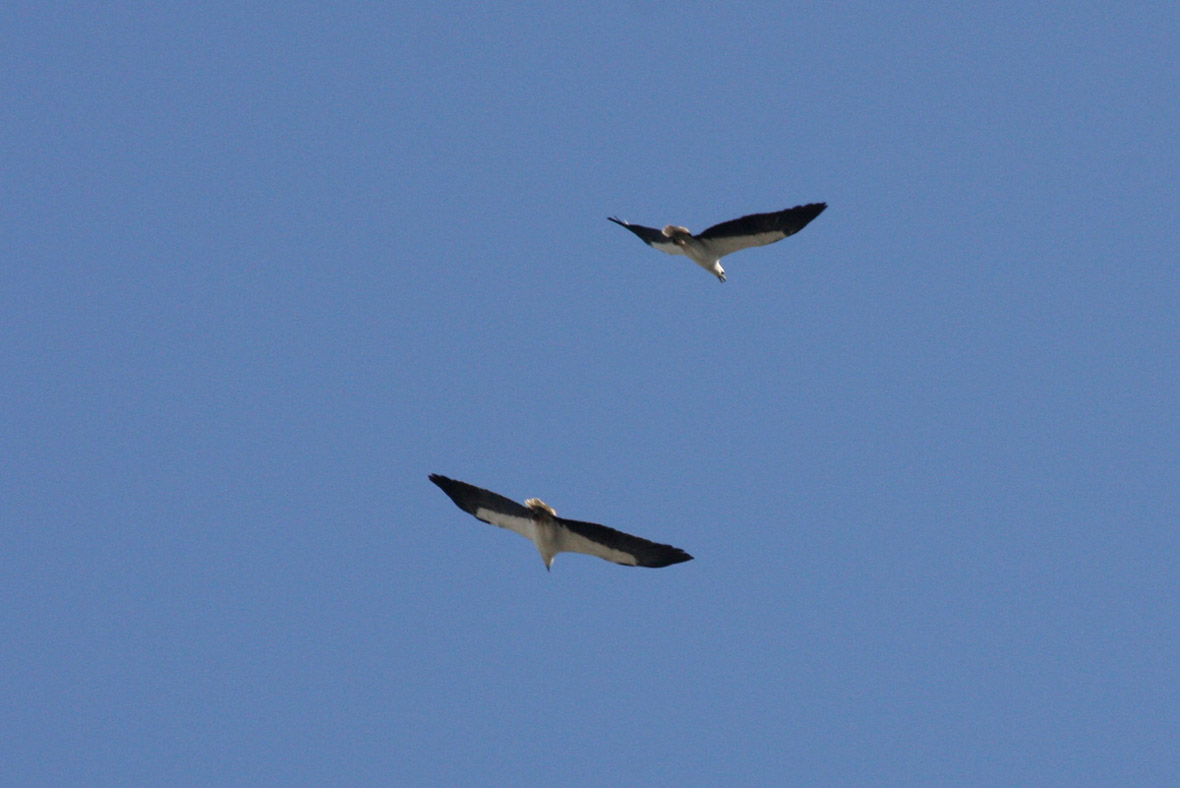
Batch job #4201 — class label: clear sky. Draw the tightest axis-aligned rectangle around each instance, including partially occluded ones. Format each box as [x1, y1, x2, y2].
[4, 4, 1178, 786]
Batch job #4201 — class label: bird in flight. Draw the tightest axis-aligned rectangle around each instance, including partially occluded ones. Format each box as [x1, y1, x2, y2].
[608, 202, 827, 282]
[429, 474, 693, 571]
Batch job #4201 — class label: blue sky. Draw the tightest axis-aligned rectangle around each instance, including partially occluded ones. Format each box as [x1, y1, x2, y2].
[4, 3, 1178, 785]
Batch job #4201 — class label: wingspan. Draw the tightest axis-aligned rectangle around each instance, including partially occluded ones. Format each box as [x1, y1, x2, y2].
[608, 216, 683, 256]
[429, 474, 536, 541]
[556, 517, 694, 568]
[430, 474, 694, 569]
[697, 203, 827, 258]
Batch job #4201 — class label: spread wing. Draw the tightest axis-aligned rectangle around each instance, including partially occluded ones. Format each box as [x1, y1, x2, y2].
[554, 516, 694, 568]
[608, 216, 684, 256]
[429, 474, 535, 541]
[430, 474, 693, 569]
[697, 203, 827, 259]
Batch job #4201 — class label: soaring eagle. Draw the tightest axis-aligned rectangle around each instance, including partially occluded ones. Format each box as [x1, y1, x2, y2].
[608, 202, 827, 282]
[429, 474, 693, 571]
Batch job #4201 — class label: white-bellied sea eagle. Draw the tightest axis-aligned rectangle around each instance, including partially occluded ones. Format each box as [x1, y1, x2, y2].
[608, 202, 826, 282]
[429, 474, 693, 571]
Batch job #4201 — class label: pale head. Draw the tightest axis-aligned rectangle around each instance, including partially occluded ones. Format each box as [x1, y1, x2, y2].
[525, 498, 557, 518]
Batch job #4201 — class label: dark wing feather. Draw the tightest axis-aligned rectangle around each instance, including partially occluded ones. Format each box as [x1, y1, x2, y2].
[608, 216, 684, 256]
[429, 474, 532, 520]
[697, 203, 827, 242]
[556, 516, 694, 568]
[608, 216, 665, 246]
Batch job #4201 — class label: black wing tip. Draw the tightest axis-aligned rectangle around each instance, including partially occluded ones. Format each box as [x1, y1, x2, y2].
[777, 202, 826, 223]
[609, 216, 665, 246]
[790, 202, 827, 227]
[428, 472, 458, 497]
[429, 473, 475, 512]
[773, 202, 827, 234]
[639, 548, 694, 568]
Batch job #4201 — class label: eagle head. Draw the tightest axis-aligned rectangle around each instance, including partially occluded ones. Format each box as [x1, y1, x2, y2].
[525, 498, 557, 518]
[662, 225, 692, 245]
